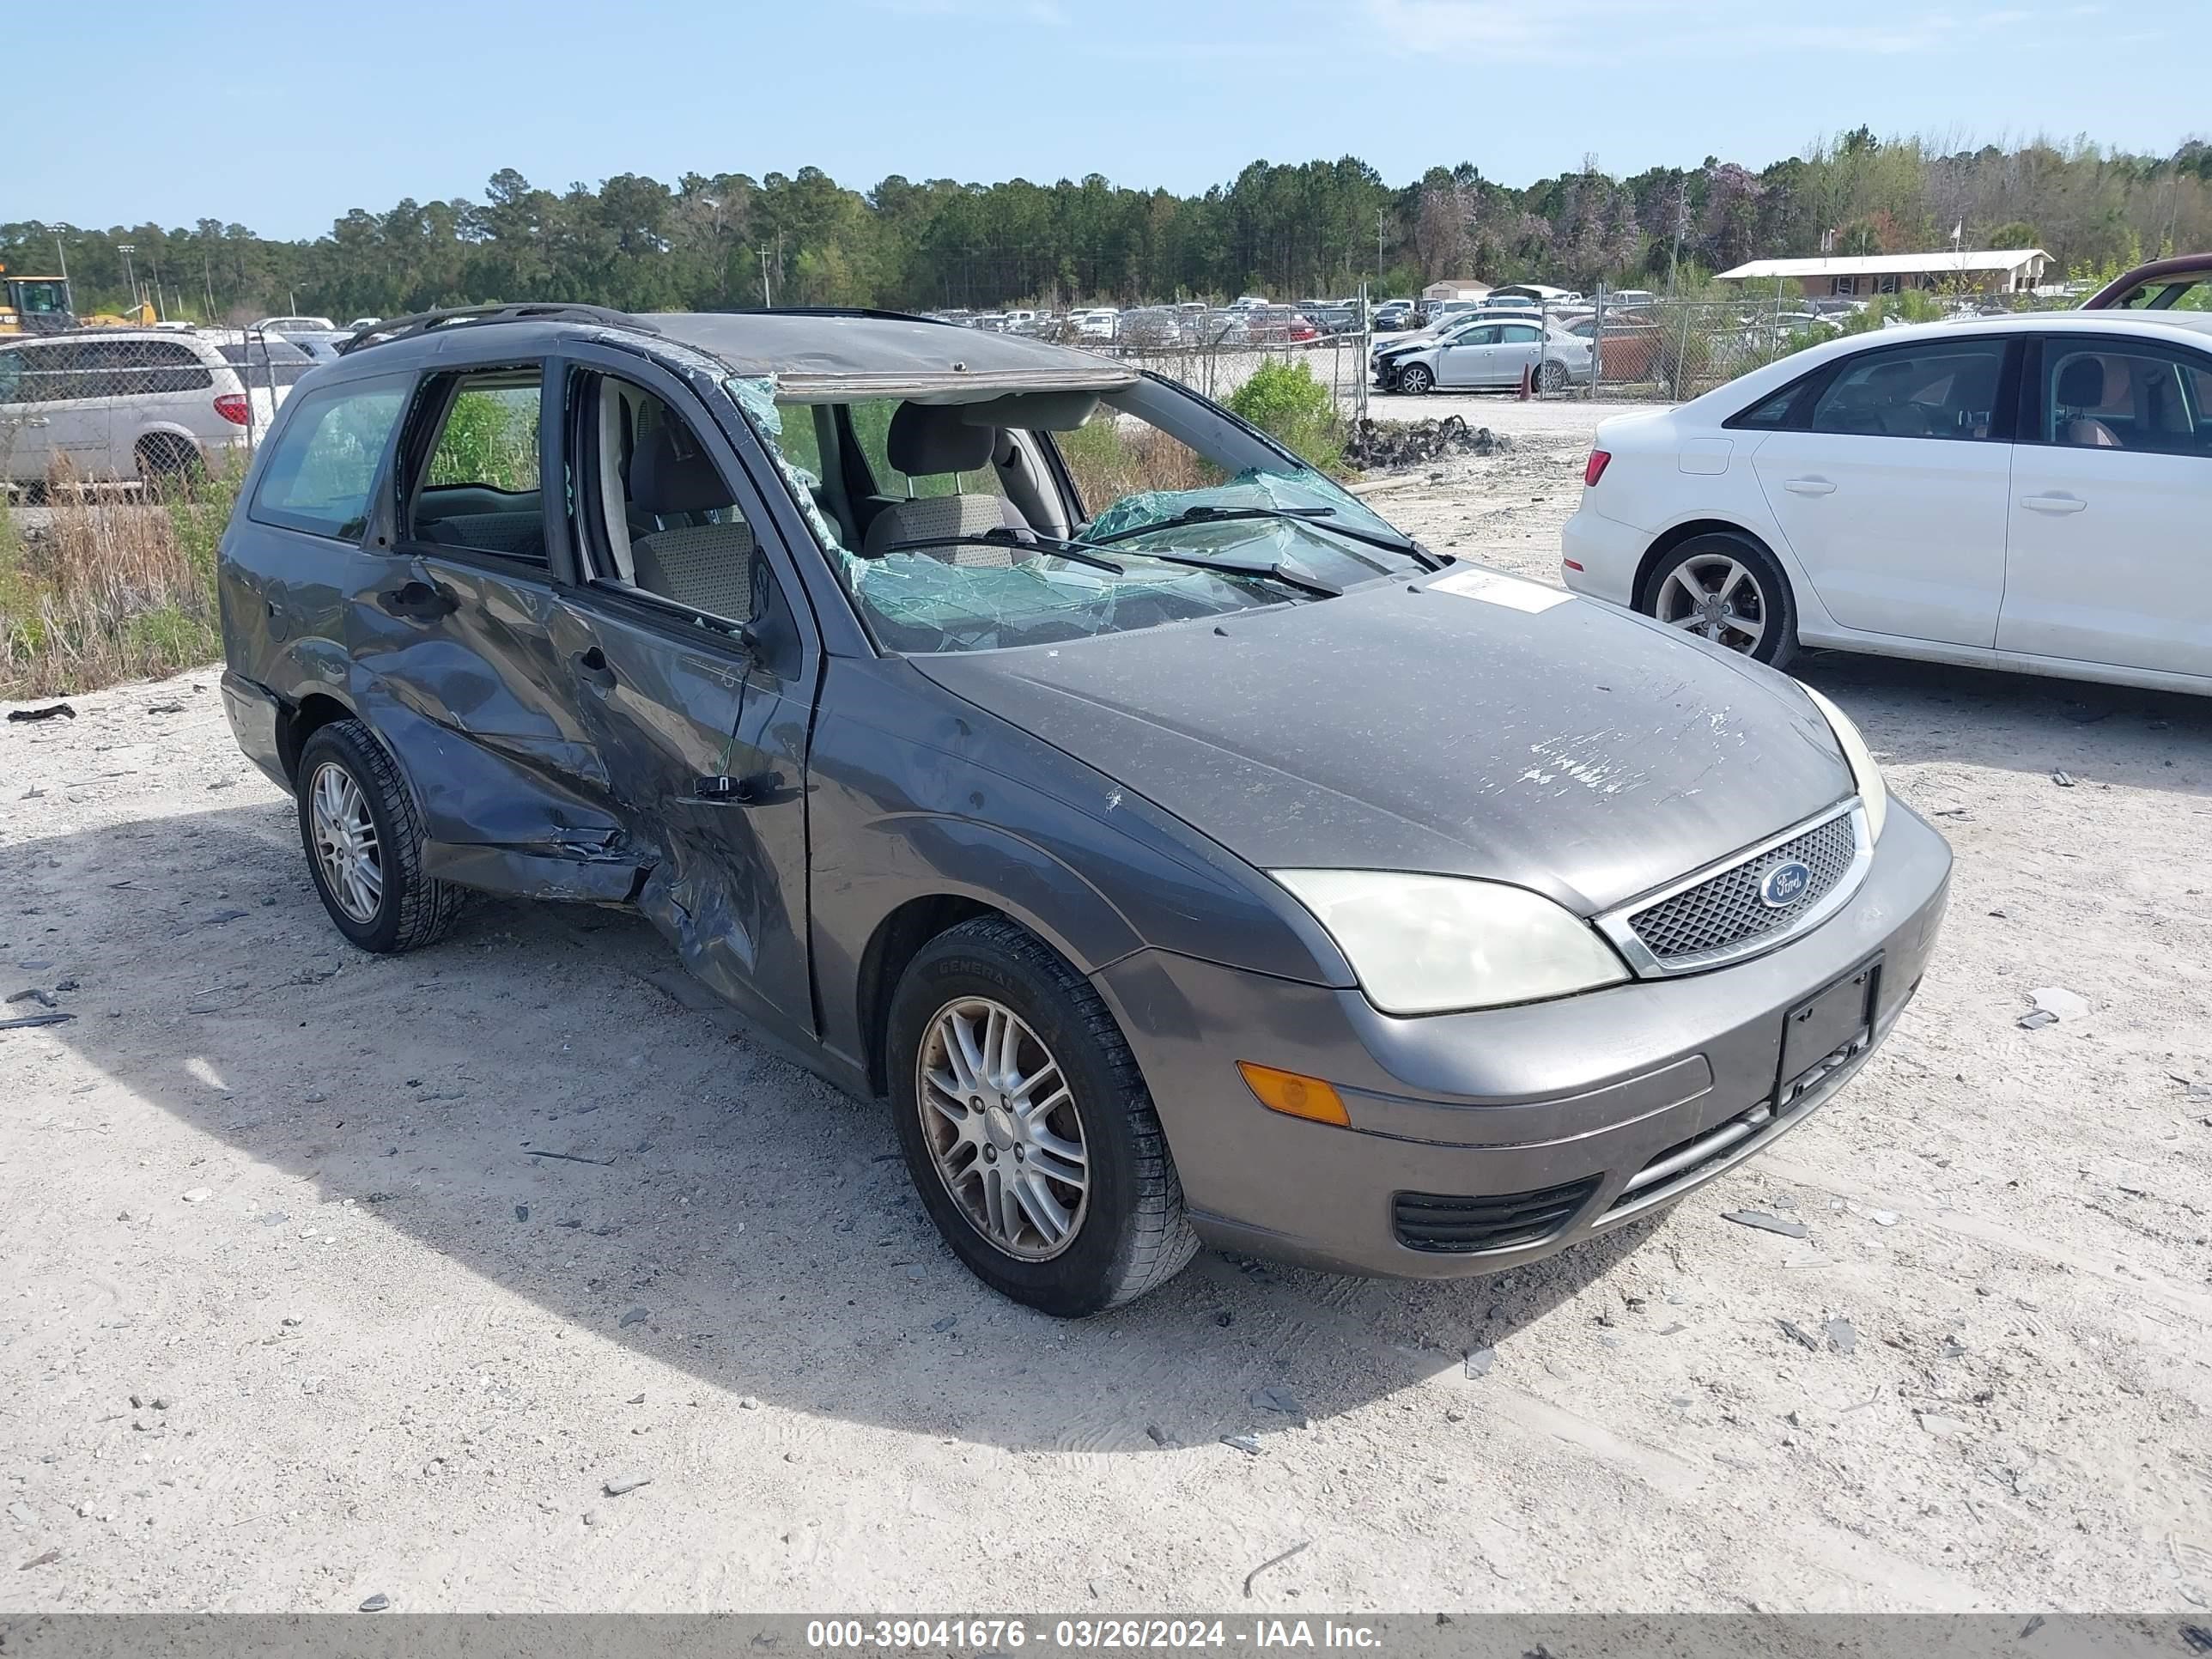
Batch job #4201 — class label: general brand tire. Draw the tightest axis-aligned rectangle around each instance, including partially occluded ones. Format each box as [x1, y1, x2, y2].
[1396, 363, 1434, 395]
[888, 916, 1200, 1317]
[1641, 531, 1799, 671]
[295, 718, 460, 954]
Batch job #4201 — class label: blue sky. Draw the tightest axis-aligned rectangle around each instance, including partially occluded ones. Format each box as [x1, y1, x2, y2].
[18, 0, 2201, 239]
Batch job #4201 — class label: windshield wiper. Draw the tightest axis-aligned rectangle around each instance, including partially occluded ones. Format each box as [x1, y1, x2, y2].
[1121, 550, 1342, 599]
[1082, 504, 1441, 570]
[881, 530, 1124, 576]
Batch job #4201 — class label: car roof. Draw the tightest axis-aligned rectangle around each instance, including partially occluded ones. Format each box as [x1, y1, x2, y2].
[0, 328, 221, 351]
[340, 306, 1139, 402]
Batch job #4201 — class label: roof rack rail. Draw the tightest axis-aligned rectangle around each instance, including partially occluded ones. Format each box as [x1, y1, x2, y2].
[337, 304, 659, 356]
[693, 306, 957, 327]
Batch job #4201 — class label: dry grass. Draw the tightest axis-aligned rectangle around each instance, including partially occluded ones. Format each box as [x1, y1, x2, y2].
[0, 464, 235, 700]
[1056, 412, 1219, 513]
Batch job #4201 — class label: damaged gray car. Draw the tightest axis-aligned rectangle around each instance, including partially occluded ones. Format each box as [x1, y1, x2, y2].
[216, 304, 1952, 1316]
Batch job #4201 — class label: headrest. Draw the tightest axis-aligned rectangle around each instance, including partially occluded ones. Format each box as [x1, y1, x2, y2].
[630, 421, 732, 516]
[886, 401, 994, 476]
[2056, 356, 2109, 410]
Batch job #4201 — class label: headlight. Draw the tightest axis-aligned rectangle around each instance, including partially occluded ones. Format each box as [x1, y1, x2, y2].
[1801, 684, 1888, 842]
[1271, 870, 1628, 1015]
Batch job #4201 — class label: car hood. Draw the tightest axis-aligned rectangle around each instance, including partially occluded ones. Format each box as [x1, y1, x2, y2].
[910, 569, 1855, 916]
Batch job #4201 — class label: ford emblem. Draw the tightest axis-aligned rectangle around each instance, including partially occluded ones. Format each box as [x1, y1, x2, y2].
[1759, 860, 1814, 908]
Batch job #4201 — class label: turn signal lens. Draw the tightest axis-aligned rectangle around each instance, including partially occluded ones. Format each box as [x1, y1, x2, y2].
[1237, 1062, 1350, 1127]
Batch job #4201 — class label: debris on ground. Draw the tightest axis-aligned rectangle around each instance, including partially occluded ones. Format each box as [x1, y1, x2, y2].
[1345, 416, 1511, 470]
[1723, 1210, 1808, 1240]
[618, 1307, 648, 1329]
[1777, 1318, 1820, 1351]
[5, 988, 57, 1008]
[1146, 1425, 1174, 1447]
[20, 1549, 62, 1570]
[602, 1474, 652, 1496]
[357, 1594, 390, 1613]
[1825, 1317, 1858, 1354]
[1251, 1386, 1309, 1425]
[1219, 1433, 1262, 1455]
[1917, 1412, 1967, 1437]
[1, 1012, 75, 1031]
[1463, 1346, 1496, 1378]
[1242, 1539, 1310, 1598]
[514, 1205, 529, 1222]
[2051, 770, 2077, 787]
[146, 702, 186, 715]
[2018, 1010, 2059, 1030]
[6, 703, 76, 723]
[2028, 986, 2091, 1022]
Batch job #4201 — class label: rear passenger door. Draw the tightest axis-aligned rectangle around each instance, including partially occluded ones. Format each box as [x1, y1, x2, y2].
[544, 349, 820, 1039]
[356, 361, 630, 872]
[0, 345, 50, 483]
[1749, 337, 2017, 648]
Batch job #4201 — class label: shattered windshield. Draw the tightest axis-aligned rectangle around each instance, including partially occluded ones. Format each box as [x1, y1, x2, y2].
[728, 373, 1419, 655]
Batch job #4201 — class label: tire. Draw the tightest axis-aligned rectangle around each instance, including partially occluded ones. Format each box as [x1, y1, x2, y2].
[1640, 532, 1798, 670]
[888, 916, 1199, 1317]
[295, 718, 460, 954]
[136, 434, 205, 495]
[1396, 362, 1434, 395]
[1538, 358, 1569, 393]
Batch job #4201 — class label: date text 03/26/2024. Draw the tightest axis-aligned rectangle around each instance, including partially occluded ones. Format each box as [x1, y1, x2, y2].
[805, 1620, 1384, 1650]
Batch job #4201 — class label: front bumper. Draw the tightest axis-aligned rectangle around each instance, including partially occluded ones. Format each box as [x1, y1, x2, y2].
[1093, 802, 1952, 1279]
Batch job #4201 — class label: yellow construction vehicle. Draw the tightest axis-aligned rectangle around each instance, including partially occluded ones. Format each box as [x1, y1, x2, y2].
[0, 264, 159, 333]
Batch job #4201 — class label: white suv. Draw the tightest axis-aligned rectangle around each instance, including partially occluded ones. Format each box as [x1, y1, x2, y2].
[0, 330, 273, 487]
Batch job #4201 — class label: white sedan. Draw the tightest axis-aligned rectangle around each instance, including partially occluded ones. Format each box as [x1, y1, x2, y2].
[1376, 316, 1594, 393]
[1560, 312, 2212, 695]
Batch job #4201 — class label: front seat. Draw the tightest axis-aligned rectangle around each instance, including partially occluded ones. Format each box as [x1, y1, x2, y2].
[862, 403, 1018, 562]
[627, 422, 755, 617]
[2057, 356, 2124, 448]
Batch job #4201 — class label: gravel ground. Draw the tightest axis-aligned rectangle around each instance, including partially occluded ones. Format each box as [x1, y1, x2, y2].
[3, 396, 2210, 1613]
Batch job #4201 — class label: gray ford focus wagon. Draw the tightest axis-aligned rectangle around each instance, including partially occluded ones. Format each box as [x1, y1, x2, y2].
[216, 304, 1951, 1316]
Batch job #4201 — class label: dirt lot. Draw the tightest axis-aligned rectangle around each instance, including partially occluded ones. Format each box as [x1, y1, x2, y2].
[4, 395, 2210, 1614]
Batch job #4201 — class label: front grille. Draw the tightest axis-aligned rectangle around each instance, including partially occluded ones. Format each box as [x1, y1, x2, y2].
[1393, 1176, 1601, 1255]
[1627, 810, 1858, 964]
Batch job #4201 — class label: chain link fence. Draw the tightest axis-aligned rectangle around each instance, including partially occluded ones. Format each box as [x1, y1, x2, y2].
[0, 325, 313, 496]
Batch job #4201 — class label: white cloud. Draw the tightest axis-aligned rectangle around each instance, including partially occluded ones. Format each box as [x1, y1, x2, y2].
[1364, 0, 2046, 61]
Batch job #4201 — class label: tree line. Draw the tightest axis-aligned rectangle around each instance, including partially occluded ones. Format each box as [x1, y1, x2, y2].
[9, 130, 2209, 325]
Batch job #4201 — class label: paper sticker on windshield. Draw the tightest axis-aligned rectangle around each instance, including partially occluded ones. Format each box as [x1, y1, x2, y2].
[1431, 569, 1574, 613]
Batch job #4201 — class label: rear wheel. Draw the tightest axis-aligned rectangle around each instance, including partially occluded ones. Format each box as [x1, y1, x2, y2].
[295, 719, 460, 953]
[136, 434, 205, 495]
[889, 917, 1198, 1317]
[1396, 362, 1434, 395]
[1538, 357, 1569, 393]
[1641, 532, 1798, 670]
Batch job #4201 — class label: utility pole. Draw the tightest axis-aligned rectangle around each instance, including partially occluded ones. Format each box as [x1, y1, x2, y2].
[758, 246, 774, 307]
[118, 243, 138, 311]
[1376, 207, 1385, 288]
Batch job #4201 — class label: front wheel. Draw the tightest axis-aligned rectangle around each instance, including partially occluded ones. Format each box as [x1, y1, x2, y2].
[888, 917, 1198, 1316]
[1641, 532, 1798, 670]
[1395, 362, 1434, 395]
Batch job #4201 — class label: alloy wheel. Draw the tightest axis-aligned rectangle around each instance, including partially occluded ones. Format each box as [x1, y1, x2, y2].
[309, 761, 383, 923]
[1655, 553, 1768, 653]
[916, 996, 1090, 1261]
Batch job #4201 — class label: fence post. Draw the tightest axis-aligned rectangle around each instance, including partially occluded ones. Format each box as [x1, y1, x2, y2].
[1589, 284, 1607, 400]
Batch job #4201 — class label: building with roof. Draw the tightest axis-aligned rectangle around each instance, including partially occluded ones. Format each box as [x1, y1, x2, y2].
[1716, 249, 2051, 300]
[1420, 278, 1493, 302]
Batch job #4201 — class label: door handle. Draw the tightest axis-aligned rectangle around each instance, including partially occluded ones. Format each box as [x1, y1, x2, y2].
[573, 647, 617, 690]
[2021, 493, 2087, 514]
[377, 578, 458, 621]
[1783, 477, 1836, 495]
